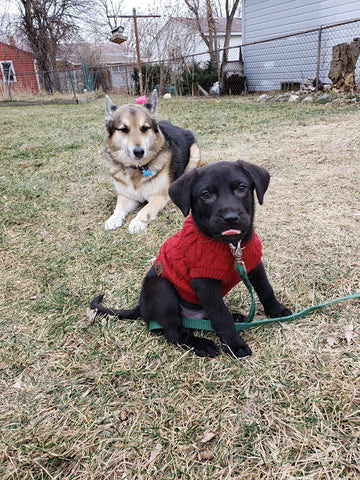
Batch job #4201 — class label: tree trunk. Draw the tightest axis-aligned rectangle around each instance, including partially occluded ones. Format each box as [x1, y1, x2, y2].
[328, 38, 360, 91]
[219, 0, 241, 94]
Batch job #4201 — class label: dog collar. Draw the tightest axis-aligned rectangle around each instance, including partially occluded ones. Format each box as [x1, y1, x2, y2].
[129, 164, 152, 176]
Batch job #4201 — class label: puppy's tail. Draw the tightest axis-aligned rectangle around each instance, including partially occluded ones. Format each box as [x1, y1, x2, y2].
[90, 294, 141, 319]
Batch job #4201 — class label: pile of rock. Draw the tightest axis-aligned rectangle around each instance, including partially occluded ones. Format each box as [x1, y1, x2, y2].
[256, 89, 360, 105]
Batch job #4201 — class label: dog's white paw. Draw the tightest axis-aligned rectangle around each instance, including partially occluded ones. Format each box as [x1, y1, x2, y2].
[105, 215, 124, 231]
[128, 217, 148, 234]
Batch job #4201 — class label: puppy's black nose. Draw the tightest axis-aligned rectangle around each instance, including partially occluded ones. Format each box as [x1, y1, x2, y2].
[133, 147, 144, 159]
[222, 211, 240, 223]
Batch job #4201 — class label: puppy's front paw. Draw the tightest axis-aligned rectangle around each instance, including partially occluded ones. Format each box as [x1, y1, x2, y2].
[179, 335, 220, 358]
[105, 215, 124, 231]
[128, 217, 148, 234]
[265, 301, 292, 318]
[232, 312, 246, 323]
[222, 337, 252, 359]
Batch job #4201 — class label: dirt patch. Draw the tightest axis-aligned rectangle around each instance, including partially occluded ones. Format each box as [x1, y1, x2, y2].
[0, 98, 79, 107]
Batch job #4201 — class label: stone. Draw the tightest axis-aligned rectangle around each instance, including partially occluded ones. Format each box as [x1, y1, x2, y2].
[288, 94, 299, 102]
[315, 94, 331, 104]
[257, 94, 270, 102]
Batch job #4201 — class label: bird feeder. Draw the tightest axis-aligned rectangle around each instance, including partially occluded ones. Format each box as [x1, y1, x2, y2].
[110, 26, 126, 44]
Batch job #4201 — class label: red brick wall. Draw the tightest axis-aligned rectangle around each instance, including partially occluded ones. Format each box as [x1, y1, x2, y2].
[0, 42, 39, 94]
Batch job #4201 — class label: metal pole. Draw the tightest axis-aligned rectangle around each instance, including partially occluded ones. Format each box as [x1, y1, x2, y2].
[67, 69, 78, 102]
[316, 26, 322, 91]
[108, 12, 159, 96]
[133, 8, 143, 95]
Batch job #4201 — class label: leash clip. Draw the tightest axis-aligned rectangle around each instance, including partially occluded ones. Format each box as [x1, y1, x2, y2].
[229, 241, 245, 263]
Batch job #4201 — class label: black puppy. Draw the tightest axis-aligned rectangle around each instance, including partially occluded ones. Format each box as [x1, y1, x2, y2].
[90, 160, 292, 358]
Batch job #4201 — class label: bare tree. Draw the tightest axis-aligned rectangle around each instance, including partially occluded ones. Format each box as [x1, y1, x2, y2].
[0, 0, 18, 43]
[220, 0, 241, 68]
[183, 0, 241, 75]
[16, 0, 95, 92]
[211, 0, 241, 17]
[184, 0, 219, 66]
[223, 1, 241, 52]
[98, 0, 125, 31]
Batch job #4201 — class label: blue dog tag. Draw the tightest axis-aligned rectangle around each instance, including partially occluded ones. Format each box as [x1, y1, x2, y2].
[142, 169, 152, 177]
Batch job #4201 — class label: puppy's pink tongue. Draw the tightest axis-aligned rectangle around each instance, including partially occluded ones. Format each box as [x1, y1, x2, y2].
[221, 229, 241, 236]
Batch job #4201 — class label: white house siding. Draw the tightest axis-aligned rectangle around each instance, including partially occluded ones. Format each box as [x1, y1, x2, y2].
[242, 0, 360, 91]
[192, 31, 243, 64]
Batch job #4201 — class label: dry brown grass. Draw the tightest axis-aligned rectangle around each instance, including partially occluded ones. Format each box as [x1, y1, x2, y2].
[0, 95, 359, 479]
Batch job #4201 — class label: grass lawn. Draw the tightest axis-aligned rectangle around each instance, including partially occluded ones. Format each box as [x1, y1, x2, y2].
[0, 94, 359, 479]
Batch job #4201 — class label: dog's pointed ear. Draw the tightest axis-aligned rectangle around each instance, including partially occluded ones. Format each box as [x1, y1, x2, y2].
[235, 160, 270, 205]
[105, 95, 117, 134]
[169, 169, 198, 217]
[144, 89, 158, 120]
[105, 95, 117, 117]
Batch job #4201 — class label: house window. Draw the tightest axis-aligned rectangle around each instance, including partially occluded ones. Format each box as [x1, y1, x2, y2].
[0, 61, 17, 83]
[112, 65, 125, 74]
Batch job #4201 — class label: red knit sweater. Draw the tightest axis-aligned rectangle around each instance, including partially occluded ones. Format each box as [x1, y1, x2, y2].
[154, 216, 262, 305]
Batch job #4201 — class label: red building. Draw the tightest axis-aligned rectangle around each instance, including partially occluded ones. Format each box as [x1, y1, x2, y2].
[0, 41, 39, 95]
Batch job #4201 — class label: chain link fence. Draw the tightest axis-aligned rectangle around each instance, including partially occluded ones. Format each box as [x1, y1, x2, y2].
[242, 18, 360, 93]
[136, 18, 360, 96]
[1, 18, 360, 100]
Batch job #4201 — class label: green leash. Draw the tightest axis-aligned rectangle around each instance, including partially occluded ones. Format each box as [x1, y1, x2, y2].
[149, 261, 360, 332]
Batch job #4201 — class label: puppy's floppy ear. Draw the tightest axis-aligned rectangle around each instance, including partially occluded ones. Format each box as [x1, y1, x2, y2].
[144, 89, 158, 120]
[105, 95, 117, 134]
[235, 160, 270, 205]
[169, 169, 198, 217]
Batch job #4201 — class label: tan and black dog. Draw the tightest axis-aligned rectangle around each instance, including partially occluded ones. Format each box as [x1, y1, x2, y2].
[90, 160, 292, 358]
[103, 89, 201, 233]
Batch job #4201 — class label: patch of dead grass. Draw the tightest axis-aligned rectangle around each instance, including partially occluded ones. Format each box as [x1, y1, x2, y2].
[0, 96, 359, 479]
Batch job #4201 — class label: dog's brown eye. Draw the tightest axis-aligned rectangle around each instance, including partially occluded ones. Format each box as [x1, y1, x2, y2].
[141, 125, 150, 133]
[235, 184, 247, 193]
[201, 190, 212, 200]
[118, 126, 129, 134]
